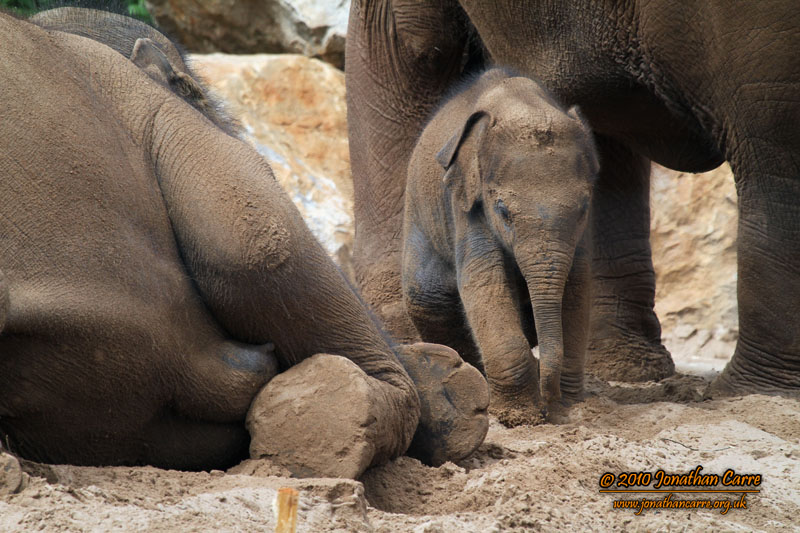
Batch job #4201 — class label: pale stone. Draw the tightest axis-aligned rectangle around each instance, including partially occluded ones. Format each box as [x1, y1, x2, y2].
[650, 163, 738, 365]
[146, 0, 349, 68]
[673, 324, 697, 340]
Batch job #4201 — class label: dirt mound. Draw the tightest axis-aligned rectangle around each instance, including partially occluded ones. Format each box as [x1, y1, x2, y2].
[364, 380, 800, 532]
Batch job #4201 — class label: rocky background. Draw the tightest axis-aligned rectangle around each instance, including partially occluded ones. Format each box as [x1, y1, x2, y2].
[146, 0, 349, 68]
[189, 54, 739, 373]
[651, 164, 738, 372]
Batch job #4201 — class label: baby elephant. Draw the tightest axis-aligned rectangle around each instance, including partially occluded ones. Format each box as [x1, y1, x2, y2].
[402, 68, 599, 425]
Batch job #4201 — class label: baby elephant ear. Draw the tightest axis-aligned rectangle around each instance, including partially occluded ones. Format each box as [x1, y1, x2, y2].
[130, 38, 176, 85]
[131, 38, 210, 112]
[567, 105, 584, 123]
[435, 111, 488, 170]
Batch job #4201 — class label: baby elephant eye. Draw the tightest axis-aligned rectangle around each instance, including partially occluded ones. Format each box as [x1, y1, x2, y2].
[495, 199, 511, 220]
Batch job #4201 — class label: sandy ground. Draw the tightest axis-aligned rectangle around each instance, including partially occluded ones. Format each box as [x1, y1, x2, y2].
[2, 352, 798, 533]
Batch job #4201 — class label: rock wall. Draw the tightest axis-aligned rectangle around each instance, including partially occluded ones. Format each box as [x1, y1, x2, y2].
[650, 164, 738, 369]
[192, 52, 739, 367]
[146, 0, 349, 68]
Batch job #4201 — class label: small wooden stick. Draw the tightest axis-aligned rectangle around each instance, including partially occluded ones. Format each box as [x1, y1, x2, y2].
[275, 487, 299, 533]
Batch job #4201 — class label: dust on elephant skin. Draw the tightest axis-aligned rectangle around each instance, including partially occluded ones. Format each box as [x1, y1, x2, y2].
[233, 208, 291, 270]
[403, 68, 596, 423]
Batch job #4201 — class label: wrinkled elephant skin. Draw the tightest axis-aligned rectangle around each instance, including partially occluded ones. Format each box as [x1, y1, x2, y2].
[345, 0, 800, 396]
[0, 12, 424, 472]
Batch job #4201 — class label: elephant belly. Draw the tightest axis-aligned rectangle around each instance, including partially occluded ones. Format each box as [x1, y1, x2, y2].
[501, 56, 722, 173]
[0, 273, 257, 468]
[458, 1, 725, 173]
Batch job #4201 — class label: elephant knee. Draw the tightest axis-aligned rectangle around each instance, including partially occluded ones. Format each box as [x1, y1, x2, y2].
[234, 215, 292, 271]
[203, 213, 293, 278]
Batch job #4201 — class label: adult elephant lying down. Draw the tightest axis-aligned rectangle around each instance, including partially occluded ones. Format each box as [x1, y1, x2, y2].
[0, 11, 487, 473]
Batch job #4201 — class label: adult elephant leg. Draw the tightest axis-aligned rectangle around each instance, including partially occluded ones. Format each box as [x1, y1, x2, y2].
[587, 135, 675, 381]
[346, 0, 473, 342]
[709, 137, 800, 396]
[149, 99, 420, 472]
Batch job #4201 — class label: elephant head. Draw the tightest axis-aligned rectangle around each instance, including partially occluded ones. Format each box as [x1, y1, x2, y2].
[437, 76, 598, 404]
[30, 7, 234, 133]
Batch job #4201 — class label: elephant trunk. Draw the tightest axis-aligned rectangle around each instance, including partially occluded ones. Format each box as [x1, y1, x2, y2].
[519, 248, 574, 405]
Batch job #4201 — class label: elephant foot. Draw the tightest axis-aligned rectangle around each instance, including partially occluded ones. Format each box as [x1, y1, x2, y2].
[396, 343, 489, 466]
[704, 370, 747, 399]
[705, 350, 800, 399]
[487, 377, 547, 428]
[586, 332, 675, 382]
[559, 380, 585, 405]
[489, 395, 547, 428]
[246, 353, 396, 479]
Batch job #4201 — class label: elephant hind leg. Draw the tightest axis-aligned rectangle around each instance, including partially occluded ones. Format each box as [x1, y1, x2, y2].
[171, 339, 279, 424]
[587, 135, 674, 382]
[247, 353, 438, 478]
